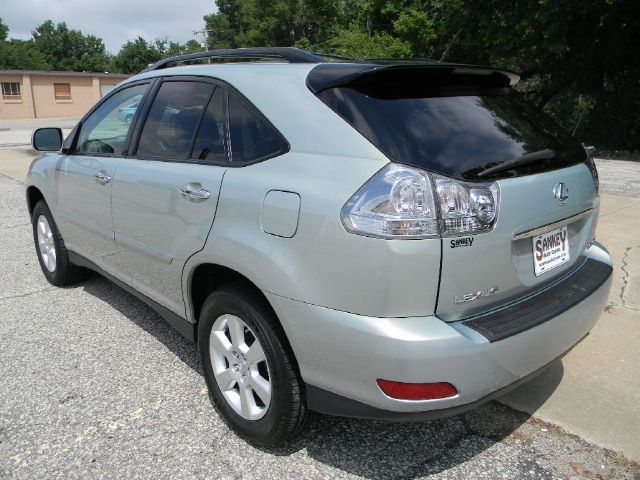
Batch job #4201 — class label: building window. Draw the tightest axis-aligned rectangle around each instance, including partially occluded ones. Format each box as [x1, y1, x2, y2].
[2, 82, 21, 100]
[54, 83, 72, 101]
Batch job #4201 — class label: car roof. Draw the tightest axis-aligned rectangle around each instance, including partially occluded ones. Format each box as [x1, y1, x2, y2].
[128, 61, 318, 86]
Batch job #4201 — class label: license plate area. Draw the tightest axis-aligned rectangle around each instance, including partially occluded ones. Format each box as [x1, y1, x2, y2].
[532, 226, 570, 276]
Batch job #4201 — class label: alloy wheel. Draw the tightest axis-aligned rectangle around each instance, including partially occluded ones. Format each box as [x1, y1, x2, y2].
[209, 314, 272, 420]
[36, 215, 56, 272]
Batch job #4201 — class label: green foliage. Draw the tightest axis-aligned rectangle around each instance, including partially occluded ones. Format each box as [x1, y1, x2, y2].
[204, 0, 346, 49]
[0, 19, 201, 75]
[328, 29, 411, 57]
[392, 9, 436, 57]
[153, 38, 203, 57]
[0, 18, 49, 70]
[32, 20, 110, 72]
[112, 36, 206, 74]
[112, 37, 162, 74]
[0, 18, 8, 42]
[430, 0, 640, 149]
[0, 39, 50, 70]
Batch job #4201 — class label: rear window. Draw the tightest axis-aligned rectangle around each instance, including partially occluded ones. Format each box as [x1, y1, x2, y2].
[316, 87, 586, 181]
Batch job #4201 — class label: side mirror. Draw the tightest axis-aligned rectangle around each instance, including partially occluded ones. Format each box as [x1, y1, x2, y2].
[32, 128, 63, 152]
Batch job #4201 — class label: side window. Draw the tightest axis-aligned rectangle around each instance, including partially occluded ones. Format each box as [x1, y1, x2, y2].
[228, 92, 288, 164]
[191, 87, 227, 162]
[76, 84, 147, 155]
[136, 81, 214, 159]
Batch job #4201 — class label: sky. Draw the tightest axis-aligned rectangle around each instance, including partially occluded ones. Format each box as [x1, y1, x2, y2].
[1, 0, 214, 54]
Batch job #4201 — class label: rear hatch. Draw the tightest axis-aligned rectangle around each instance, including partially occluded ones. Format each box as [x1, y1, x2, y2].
[310, 63, 598, 321]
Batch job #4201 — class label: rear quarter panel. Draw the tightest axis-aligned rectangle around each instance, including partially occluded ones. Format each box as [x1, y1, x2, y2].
[182, 152, 443, 320]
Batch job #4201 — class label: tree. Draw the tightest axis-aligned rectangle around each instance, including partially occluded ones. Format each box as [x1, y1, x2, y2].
[204, 0, 347, 49]
[0, 18, 49, 70]
[327, 28, 411, 57]
[392, 9, 436, 57]
[425, 0, 640, 149]
[31, 20, 110, 72]
[0, 17, 8, 42]
[203, 12, 234, 49]
[113, 37, 161, 73]
[153, 38, 203, 57]
[0, 39, 50, 70]
[113, 37, 205, 74]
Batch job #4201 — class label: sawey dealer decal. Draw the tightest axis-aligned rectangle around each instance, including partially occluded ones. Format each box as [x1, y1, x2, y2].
[532, 226, 570, 276]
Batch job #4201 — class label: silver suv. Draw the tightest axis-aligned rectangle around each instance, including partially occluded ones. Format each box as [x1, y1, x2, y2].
[26, 48, 613, 446]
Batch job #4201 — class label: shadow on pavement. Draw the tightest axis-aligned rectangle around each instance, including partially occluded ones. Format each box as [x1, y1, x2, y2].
[80, 273, 564, 479]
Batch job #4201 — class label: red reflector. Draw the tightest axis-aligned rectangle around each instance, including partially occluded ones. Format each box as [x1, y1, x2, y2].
[376, 379, 457, 400]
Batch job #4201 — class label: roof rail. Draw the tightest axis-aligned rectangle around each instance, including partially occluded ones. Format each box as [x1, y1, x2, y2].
[139, 47, 326, 73]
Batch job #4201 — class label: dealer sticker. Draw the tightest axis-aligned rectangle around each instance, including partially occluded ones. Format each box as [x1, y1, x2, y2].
[532, 226, 570, 276]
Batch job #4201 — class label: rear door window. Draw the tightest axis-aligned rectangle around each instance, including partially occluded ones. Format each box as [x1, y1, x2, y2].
[191, 87, 227, 163]
[228, 92, 288, 164]
[136, 81, 214, 159]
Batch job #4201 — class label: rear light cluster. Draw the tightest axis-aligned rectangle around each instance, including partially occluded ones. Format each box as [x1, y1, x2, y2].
[341, 164, 499, 239]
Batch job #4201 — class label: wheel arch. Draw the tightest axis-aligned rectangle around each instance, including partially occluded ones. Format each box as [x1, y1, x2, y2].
[188, 262, 278, 327]
[187, 262, 301, 365]
[26, 185, 45, 215]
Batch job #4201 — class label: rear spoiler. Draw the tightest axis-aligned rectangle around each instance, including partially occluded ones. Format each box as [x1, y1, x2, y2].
[306, 63, 520, 98]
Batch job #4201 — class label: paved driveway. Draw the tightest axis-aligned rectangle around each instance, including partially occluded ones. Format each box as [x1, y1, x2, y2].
[1, 175, 638, 478]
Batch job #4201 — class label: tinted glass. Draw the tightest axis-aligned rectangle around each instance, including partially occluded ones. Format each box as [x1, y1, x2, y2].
[229, 93, 288, 164]
[192, 87, 226, 162]
[137, 81, 214, 159]
[76, 84, 147, 155]
[317, 88, 586, 181]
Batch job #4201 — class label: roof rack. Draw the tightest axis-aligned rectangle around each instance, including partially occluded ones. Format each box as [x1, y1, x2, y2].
[139, 47, 326, 73]
[355, 56, 441, 64]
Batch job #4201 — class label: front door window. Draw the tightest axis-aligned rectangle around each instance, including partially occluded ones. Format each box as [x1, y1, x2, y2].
[76, 84, 148, 155]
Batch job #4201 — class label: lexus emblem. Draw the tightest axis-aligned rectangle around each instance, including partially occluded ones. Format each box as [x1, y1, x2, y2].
[553, 183, 570, 205]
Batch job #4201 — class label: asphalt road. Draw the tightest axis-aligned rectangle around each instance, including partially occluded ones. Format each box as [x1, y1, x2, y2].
[595, 158, 640, 197]
[0, 174, 638, 479]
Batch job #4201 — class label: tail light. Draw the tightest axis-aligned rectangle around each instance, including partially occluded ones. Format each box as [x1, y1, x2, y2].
[341, 164, 499, 239]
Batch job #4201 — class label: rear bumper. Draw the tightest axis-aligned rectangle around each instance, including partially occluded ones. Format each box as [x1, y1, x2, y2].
[265, 242, 612, 418]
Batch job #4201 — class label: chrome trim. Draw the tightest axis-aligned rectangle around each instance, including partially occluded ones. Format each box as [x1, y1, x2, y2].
[180, 185, 210, 200]
[94, 172, 112, 185]
[512, 208, 593, 241]
[553, 182, 570, 205]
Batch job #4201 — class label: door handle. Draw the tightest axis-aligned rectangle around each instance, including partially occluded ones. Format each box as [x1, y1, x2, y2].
[179, 185, 210, 200]
[94, 172, 112, 185]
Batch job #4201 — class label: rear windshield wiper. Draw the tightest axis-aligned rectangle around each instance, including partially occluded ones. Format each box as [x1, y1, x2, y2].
[476, 149, 555, 177]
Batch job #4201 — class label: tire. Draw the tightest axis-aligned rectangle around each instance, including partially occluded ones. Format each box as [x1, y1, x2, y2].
[198, 284, 308, 446]
[31, 200, 85, 286]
